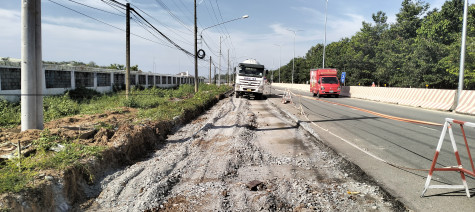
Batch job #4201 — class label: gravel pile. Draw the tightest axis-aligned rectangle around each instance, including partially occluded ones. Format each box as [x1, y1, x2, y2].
[86, 96, 401, 211]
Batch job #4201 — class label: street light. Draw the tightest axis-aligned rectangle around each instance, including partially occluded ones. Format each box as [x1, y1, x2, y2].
[196, 14, 249, 89]
[287, 29, 302, 84]
[273, 44, 282, 83]
[455, 0, 469, 109]
[323, 0, 329, 68]
[199, 15, 249, 38]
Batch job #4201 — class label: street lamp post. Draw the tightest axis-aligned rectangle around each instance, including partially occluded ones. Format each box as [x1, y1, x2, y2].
[199, 15, 249, 37]
[274, 44, 282, 83]
[455, 0, 469, 109]
[323, 0, 328, 69]
[198, 15, 249, 87]
[287, 29, 302, 84]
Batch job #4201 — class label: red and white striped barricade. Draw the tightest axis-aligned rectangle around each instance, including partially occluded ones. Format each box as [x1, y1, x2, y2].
[281, 89, 292, 104]
[421, 118, 475, 197]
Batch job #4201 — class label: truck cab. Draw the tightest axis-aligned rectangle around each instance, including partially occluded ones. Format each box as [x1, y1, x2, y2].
[310, 69, 341, 98]
[235, 59, 266, 99]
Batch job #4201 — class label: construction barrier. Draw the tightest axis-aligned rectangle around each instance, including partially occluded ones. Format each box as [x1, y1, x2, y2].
[272, 84, 474, 115]
[421, 118, 475, 198]
[456, 90, 475, 115]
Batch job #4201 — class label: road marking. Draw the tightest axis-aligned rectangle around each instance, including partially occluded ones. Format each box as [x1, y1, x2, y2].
[297, 94, 443, 126]
[419, 126, 439, 132]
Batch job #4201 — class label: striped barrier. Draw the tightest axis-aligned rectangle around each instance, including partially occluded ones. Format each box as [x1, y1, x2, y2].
[340, 87, 456, 112]
[456, 90, 475, 115]
[272, 84, 473, 115]
[421, 118, 475, 198]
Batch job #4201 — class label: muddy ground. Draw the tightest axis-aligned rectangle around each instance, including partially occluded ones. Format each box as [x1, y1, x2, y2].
[82, 95, 405, 211]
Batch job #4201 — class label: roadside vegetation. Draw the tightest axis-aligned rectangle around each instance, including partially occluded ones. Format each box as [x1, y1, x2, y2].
[0, 84, 231, 193]
[271, 0, 475, 89]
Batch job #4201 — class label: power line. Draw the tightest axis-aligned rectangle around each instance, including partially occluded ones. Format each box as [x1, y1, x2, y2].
[65, 0, 124, 17]
[154, 0, 193, 33]
[48, 0, 175, 49]
[214, 0, 235, 52]
[131, 9, 195, 57]
[101, 0, 126, 15]
[127, 1, 193, 46]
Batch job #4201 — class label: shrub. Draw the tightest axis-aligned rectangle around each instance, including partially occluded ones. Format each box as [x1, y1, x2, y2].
[67, 87, 101, 102]
[0, 99, 20, 127]
[43, 93, 80, 121]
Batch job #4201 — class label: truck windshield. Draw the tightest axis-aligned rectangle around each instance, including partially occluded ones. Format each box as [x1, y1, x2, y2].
[321, 77, 338, 84]
[238, 67, 264, 77]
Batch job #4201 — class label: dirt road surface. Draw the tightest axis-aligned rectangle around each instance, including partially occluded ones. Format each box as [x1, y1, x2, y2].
[85, 96, 402, 211]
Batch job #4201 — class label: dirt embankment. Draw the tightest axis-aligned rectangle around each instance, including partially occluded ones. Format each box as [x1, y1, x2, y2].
[83, 95, 405, 211]
[0, 93, 227, 211]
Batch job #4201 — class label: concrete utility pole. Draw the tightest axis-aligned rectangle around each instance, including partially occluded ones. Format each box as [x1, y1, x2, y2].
[455, 0, 469, 109]
[21, 0, 43, 131]
[218, 36, 222, 86]
[125, 3, 131, 99]
[227, 49, 230, 85]
[194, 0, 199, 92]
[209, 56, 212, 84]
[214, 66, 216, 84]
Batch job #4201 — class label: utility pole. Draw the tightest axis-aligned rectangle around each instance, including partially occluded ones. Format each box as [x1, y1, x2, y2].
[227, 49, 230, 85]
[194, 0, 199, 92]
[218, 36, 222, 86]
[214, 66, 217, 84]
[125, 3, 131, 99]
[21, 0, 43, 131]
[209, 56, 212, 84]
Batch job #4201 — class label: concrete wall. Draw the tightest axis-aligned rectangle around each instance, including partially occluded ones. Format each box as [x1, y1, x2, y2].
[272, 83, 475, 116]
[0, 64, 204, 102]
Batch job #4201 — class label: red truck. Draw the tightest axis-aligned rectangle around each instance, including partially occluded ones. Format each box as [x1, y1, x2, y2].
[310, 69, 341, 98]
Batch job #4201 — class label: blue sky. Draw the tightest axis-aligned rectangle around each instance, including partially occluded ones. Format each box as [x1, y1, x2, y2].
[0, 0, 447, 77]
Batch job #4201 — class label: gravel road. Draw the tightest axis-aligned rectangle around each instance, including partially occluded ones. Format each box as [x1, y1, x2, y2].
[85, 96, 401, 211]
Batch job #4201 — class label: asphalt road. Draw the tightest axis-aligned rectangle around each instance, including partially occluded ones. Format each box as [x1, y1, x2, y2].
[268, 85, 475, 211]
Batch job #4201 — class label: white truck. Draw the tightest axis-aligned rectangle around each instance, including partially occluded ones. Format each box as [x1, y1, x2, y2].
[234, 59, 266, 99]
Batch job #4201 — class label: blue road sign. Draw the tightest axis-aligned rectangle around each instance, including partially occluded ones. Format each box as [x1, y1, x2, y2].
[341, 72, 346, 84]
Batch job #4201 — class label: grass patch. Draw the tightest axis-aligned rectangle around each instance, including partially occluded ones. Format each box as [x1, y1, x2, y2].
[0, 83, 231, 194]
[0, 130, 106, 193]
[1, 84, 230, 127]
[0, 100, 20, 128]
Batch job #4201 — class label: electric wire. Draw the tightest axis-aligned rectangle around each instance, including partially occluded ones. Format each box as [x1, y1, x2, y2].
[131, 4, 193, 46]
[47, 0, 174, 49]
[154, 0, 193, 33]
[214, 0, 235, 52]
[101, 0, 126, 15]
[131, 9, 195, 57]
[129, 11, 175, 49]
[126, 0, 193, 37]
[65, 0, 124, 17]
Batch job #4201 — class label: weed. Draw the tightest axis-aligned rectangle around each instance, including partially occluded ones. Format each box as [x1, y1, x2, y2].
[0, 99, 20, 128]
[0, 130, 107, 193]
[94, 122, 115, 130]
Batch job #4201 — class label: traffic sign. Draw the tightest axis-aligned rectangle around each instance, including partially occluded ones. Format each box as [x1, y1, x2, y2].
[341, 72, 346, 84]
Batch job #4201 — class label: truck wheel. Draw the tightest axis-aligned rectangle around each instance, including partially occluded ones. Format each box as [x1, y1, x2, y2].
[312, 92, 316, 97]
[256, 93, 262, 100]
[335, 94, 339, 98]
